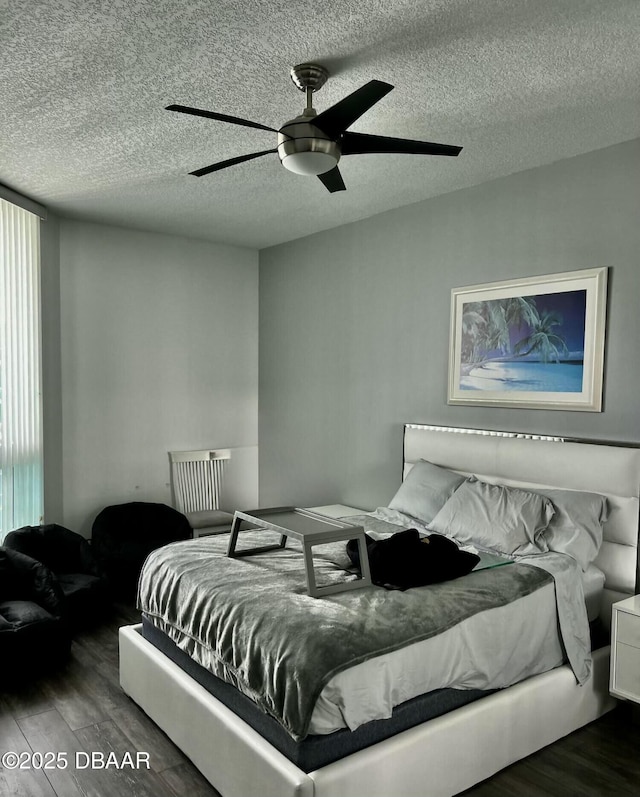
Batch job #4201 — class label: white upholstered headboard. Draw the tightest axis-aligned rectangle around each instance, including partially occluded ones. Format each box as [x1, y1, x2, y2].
[403, 424, 640, 626]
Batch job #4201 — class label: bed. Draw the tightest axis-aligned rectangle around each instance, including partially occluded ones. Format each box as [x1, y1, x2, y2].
[119, 423, 640, 797]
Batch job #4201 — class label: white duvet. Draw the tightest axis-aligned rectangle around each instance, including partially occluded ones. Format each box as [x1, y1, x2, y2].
[307, 512, 601, 735]
[310, 580, 561, 734]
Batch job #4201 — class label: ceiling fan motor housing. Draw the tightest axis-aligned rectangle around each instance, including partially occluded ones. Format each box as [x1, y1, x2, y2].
[290, 63, 329, 93]
[277, 113, 341, 176]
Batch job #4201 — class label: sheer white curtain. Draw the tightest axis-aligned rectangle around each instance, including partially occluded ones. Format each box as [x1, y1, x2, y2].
[0, 197, 43, 539]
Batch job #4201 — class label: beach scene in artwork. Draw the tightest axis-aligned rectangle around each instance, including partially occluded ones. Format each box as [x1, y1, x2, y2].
[459, 290, 586, 393]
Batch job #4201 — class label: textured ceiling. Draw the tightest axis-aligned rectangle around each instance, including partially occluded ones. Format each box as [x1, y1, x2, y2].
[2, 0, 640, 249]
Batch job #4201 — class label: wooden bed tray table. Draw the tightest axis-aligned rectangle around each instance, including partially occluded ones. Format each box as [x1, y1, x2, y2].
[227, 507, 372, 598]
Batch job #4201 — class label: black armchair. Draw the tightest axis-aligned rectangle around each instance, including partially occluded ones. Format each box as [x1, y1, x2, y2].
[0, 547, 71, 678]
[4, 524, 110, 627]
[91, 502, 192, 599]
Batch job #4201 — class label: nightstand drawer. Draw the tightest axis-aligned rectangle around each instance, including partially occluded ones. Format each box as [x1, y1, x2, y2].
[613, 642, 640, 697]
[617, 611, 640, 649]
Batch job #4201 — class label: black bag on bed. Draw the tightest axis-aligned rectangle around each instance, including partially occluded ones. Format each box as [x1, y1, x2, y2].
[346, 529, 480, 591]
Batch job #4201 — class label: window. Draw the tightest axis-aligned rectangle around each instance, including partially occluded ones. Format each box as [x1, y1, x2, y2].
[0, 197, 43, 539]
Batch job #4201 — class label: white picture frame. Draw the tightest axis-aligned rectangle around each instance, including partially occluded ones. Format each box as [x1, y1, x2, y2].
[448, 267, 608, 411]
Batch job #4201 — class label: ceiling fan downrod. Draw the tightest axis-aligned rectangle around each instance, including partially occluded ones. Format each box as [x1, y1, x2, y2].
[291, 63, 329, 116]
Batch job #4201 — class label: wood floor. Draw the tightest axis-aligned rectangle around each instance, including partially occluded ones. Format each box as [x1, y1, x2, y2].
[0, 603, 221, 797]
[2, 604, 639, 797]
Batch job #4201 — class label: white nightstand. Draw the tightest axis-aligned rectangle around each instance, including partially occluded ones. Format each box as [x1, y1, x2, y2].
[610, 595, 640, 704]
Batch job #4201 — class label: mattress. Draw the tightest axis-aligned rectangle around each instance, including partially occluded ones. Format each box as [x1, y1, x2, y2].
[311, 563, 603, 733]
[141, 616, 494, 772]
[140, 577, 563, 735]
[310, 579, 562, 733]
[138, 528, 598, 740]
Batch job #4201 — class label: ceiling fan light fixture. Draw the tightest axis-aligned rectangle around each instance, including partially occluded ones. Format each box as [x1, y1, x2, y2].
[277, 114, 341, 176]
[280, 150, 339, 176]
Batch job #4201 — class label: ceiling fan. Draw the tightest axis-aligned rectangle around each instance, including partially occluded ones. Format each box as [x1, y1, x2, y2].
[166, 63, 462, 193]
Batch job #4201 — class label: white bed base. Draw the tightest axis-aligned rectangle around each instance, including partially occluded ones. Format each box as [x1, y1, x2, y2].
[120, 424, 640, 797]
[119, 625, 613, 797]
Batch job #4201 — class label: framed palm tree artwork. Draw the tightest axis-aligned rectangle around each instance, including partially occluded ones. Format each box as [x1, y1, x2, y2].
[448, 267, 608, 411]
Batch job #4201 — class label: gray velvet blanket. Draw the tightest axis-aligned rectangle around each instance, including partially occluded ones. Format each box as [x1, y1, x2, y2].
[138, 529, 551, 741]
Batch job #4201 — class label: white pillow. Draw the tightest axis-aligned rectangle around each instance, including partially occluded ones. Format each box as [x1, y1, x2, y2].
[388, 460, 465, 525]
[532, 488, 608, 570]
[429, 477, 554, 556]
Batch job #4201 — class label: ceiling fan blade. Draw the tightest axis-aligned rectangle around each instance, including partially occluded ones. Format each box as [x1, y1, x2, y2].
[341, 132, 462, 157]
[166, 104, 277, 134]
[190, 148, 278, 177]
[317, 166, 346, 193]
[313, 80, 394, 137]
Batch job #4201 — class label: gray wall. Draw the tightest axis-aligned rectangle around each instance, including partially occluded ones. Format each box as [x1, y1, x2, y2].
[258, 138, 640, 511]
[57, 220, 259, 534]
